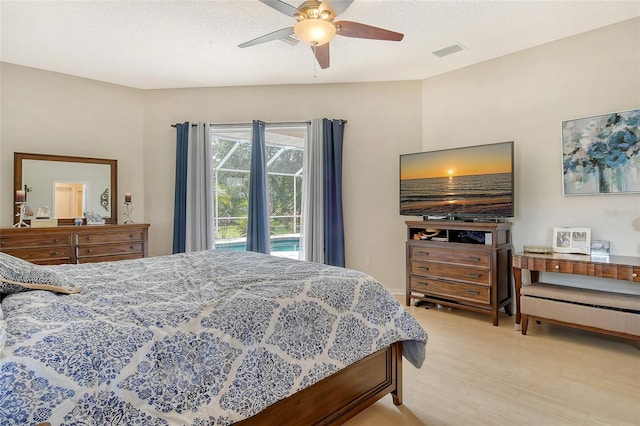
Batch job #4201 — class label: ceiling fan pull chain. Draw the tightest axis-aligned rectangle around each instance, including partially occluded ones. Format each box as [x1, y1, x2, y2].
[313, 44, 318, 78]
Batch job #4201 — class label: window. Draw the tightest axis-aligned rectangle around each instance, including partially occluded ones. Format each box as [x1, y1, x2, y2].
[211, 125, 306, 258]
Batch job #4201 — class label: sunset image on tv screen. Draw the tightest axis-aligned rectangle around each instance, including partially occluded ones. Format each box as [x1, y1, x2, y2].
[400, 142, 514, 218]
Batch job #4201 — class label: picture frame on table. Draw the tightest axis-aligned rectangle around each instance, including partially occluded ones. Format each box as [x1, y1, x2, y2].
[553, 227, 591, 255]
[561, 108, 640, 195]
[590, 239, 611, 261]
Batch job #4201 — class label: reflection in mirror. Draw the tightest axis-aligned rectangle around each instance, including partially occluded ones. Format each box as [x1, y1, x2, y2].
[54, 182, 86, 218]
[23, 161, 111, 218]
[14, 153, 117, 225]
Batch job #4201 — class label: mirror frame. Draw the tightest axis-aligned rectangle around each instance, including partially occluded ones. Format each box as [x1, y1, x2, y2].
[14, 152, 118, 225]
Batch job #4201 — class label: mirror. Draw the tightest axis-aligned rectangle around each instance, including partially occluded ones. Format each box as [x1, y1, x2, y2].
[14, 152, 117, 225]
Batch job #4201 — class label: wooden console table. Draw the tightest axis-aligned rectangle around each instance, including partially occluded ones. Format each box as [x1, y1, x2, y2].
[512, 252, 640, 326]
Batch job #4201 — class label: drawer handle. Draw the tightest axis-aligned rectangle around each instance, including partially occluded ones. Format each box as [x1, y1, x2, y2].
[88, 249, 93, 254]
[633, 273, 638, 278]
[53, 239, 60, 243]
[130, 246, 134, 249]
[554, 264, 560, 269]
[418, 251, 429, 256]
[129, 234, 135, 239]
[417, 281, 429, 286]
[468, 273, 481, 278]
[468, 256, 481, 262]
[87, 236, 93, 241]
[1, 241, 5, 246]
[418, 266, 429, 271]
[466, 290, 480, 295]
[50, 251, 59, 256]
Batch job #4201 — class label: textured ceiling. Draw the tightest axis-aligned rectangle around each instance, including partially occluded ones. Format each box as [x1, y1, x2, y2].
[1, 0, 639, 89]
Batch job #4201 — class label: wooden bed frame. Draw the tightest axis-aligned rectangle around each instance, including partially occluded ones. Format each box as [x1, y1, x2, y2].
[239, 341, 403, 426]
[34, 340, 403, 426]
[34, 343, 403, 426]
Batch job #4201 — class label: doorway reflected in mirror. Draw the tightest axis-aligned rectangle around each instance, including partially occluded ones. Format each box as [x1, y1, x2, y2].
[54, 182, 86, 218]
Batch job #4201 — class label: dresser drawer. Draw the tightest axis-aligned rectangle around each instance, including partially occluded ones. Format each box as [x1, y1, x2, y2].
[409, 276, 490, 304]
[77, 242, 144, 258]
[1, 233, 71, 249]
[1, 224, 149, 265]
[411, 261, 491, 285]
[410, 246, 490, 267]
[2, 247, 71, 264]
[76, 229, 144, 244]
[77, 253, 144, 264]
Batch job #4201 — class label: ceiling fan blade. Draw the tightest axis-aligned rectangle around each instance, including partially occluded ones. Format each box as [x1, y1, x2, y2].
[335, 21, 404, 41]
[259, 0, 300, 17]
[321, 0, 354, 17]
[313, 43, 330, 69]
[238, 27, 295, 48]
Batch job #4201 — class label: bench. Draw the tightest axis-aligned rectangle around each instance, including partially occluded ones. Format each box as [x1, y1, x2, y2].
[520, 283, 640, 340]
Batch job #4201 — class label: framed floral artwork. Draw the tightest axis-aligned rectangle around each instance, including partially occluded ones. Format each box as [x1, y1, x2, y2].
[562, 108, 640, 195]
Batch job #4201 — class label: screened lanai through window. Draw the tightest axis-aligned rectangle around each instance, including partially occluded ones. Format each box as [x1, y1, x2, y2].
[211, 125, 306, 258]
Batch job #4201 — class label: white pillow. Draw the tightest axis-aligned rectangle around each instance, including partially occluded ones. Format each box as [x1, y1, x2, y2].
[0, 252, 80, 295]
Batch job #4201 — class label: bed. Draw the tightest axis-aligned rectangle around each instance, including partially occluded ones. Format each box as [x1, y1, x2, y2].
[0, 249, 427, 425]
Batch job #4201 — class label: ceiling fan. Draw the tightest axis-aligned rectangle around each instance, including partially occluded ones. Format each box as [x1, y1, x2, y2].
[238, 0, 404, 69]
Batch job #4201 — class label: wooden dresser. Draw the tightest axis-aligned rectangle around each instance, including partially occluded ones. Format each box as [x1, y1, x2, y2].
[0, 224, 149, 264]
[406, 220, 513, 325]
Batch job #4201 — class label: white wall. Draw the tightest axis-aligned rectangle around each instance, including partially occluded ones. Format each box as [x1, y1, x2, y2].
[0, 63, 145, 225]
[422, 18, 640, 292]
[0, 67, 422, 293]
[423, 17, 639, 256]
[142, 82, 423, 293]
[1, 18, 638, 295]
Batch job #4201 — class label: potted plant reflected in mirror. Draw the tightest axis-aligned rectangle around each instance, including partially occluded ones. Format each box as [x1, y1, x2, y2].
[84, 211, 105, 225]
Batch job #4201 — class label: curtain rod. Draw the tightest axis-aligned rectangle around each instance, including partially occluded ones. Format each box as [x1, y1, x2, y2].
[171, 120, 311, 128]
[170, 119, 347, 128]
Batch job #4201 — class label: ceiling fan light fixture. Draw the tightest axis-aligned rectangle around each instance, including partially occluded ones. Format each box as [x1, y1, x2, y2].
[294, 19, 336, 46]
[241, 0, 403, 69]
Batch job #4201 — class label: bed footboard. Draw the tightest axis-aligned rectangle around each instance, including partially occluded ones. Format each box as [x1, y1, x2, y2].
[238, 341, 403, 426]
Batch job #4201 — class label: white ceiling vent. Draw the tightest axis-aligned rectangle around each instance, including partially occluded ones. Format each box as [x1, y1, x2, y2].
[432, 43, 465, 58]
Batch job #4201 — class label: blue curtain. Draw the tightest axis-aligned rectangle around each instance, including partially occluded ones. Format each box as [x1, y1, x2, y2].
[172, 122, 189, 253]
[246, 120, 270, 254]
[323, 119, 345, 267]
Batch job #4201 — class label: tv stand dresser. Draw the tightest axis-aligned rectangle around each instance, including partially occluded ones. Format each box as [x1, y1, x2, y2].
[0, 224, 149, 264]
[405, 220, 513, 325]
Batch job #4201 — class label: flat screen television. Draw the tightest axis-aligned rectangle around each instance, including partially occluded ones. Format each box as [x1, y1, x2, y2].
[399, 141, 514, 220]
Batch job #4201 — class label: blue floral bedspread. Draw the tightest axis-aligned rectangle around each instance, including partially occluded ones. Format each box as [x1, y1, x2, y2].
[0, 250, 427, 425]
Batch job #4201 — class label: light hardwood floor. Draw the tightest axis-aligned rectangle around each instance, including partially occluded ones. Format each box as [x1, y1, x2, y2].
[346, 302, 640, 426]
